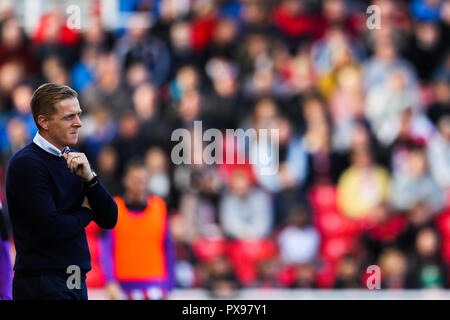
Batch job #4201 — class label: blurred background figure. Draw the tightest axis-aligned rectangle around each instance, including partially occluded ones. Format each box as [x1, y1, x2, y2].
[337, 146, 390, 220]
[333, 254, 362, 289]
[408, 226, 448, 289]
[204, 254, 239, 298]
[101, 160, 175, 300]
[378, 248, 409, 289]
[219, 168, 273, 240]
[277, 204, 320, 267]
[390, 144, 444, 214]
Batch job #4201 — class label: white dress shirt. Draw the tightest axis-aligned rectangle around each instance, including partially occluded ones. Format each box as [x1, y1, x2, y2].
[33, 132, 69, 157]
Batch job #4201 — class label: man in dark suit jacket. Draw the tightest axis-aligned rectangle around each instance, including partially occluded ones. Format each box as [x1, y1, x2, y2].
[5, 83, 118, 300]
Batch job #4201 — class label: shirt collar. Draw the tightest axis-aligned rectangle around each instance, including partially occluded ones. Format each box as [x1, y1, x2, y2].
[33, 132, 69, 157]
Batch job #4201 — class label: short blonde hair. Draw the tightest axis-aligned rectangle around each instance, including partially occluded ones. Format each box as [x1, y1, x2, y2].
[30, 83, 78, 129]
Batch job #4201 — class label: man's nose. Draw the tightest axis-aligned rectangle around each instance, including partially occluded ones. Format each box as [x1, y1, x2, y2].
[73, 116, 82, 127]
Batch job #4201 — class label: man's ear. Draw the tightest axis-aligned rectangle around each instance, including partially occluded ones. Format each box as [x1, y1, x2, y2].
[37, 115, 49, 131]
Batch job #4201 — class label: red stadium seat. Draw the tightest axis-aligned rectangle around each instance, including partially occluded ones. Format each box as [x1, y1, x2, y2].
[309, 184, 339, 213]
[315, 262, 337, 289]
[226, 239, 278, 285]
[192, 238, 226, 262]
[320, 236, 355, 265]
[277, 266, 296, 288]
[314, 210, 360, 238]
[436, 208, 450, 238]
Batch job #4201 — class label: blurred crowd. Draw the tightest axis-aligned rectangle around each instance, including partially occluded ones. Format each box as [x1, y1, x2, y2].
[0, 0, 450, 297]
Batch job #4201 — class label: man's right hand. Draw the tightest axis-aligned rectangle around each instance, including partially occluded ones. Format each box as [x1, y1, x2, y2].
[82, 196, 92, 211]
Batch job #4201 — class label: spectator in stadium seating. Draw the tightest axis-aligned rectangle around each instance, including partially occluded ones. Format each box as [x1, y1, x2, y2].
[435, 48, 450, 80]
[378, 248, 409, 289]
[396, 203, 437, 255]
[238, 0, 271, 34]
[440, 0, 450, 47]
[78, 106, 117, 167]
[277, 203, 320, 266]
[173, 146, 224, 244]
[337, 146, 391, 220]
[310, 24, 364, 78]
[329, 65, 366, 151]
[254, 258, 281, 289]
[0, 16, 36, 75]
[427, 115, 450, 190]
[405, 20, 445, 81]
[9, 84, 37, 139]
[203, 17, 239, 63]
[271, 0, 322, 52]
[236, 31, 270, 80]
[32, 9, 81, 69]
[144, 147, 171, 200]
[81, 51, 132, 120]
[219, 168, 273, 240]
[285, 48, 316, 99]
[110, 110, 146, 178]
[126, 61, 150, 90]
[169, 89, 204, 131]
[333, 253, 362, 289]
[365, 69, 432, 146]
[80, 15, 116, 53]
[0, 118, 29, 168]
[361, 204, 408, 265]
[243, 61, 286, 100]
[202, 57, 245, 130]
[101, 159, 175, 300]
[320, 0, 358, 34]
[300, 94, 340, 186]
[168, 65, 200, 101]
[114, 13, 171, 88]
[240, 97, 279, 133]
[0, 60, 25, 110]
[0, 84, 36, 166]
[40, 55, 71, 86]
[407, 226, 448, 288]
[167, 21, 197, 76]
[71, 46, 98, 93]
[291, 263, 317, 289]
[390, 144, 444, 214]
[204, 255, 239, 298]
[410, 0, 441, 23]
[189, 0, 218, 53]
[95, 144, 122, 197]
[251, 116, 308, 226]
[133, 82, 172, 152]
[426, 78, 450, 126]
[362, 36, 419, 93]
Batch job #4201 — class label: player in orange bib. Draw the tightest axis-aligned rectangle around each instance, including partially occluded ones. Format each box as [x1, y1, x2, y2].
[100, 159, 175, 300]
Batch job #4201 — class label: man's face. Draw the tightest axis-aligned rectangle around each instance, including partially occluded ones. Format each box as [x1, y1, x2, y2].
[45, 97, 82, 149]
[124, 167, 149, 201]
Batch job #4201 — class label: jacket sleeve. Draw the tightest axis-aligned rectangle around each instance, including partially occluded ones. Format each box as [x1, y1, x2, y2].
[7, 157, 93, 241]
[84, 181, 118, 230]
